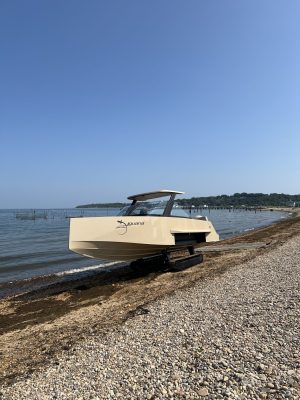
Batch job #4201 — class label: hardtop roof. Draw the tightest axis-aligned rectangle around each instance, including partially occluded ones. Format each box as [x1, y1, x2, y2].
[128, 190, 184, 201]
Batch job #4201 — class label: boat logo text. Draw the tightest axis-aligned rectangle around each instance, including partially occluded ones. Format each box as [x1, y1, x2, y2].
[116, 220, 145, 235]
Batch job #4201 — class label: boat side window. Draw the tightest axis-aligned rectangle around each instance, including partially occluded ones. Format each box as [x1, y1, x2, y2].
[171, 208, 189, 217]
[118, 206, 131, 216]
[148, 208, 164, 216]
[148, 207, 189, 218]
[129, 207, 148, 216]
[118, 205, 149, 216]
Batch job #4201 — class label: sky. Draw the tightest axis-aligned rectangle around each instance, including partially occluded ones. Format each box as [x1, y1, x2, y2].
[0, 0, 299, 208]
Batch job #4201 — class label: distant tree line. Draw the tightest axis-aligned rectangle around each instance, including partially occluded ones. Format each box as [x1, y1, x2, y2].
[176, 193, 300, 208]
[77, 193, 300, 208]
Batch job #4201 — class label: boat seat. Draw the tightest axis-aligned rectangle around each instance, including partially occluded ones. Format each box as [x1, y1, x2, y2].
[139, 209, 148, 216]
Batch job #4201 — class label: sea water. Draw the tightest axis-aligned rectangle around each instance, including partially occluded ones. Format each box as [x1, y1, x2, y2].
[0, 208, 289, 284]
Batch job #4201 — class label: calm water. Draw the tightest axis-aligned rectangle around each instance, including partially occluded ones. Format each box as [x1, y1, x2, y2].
[0, 208, 289, 284]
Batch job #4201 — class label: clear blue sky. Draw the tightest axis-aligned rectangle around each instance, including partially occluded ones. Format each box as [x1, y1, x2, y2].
[1, 0, 299, 207]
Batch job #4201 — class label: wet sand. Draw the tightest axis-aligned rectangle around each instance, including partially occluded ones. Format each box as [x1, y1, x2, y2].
[0, 210, 299, 388]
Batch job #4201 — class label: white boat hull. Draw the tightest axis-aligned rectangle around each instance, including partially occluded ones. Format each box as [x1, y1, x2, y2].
[69, 216, 219, 261]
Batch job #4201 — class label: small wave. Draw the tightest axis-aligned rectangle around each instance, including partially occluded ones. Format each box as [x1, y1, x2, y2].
[244, 228, 255, 232]
[54, 261, 121, 276]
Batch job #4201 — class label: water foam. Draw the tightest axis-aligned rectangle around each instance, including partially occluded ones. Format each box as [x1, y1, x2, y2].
[55, 261, 122, 276]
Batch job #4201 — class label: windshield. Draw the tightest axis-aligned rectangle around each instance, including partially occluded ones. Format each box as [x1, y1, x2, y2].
[118, 201, 189, 218]
[118, 205, 150, 216]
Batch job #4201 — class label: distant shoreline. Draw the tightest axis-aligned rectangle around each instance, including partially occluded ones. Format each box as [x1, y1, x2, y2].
[76, 192, 300, 209]
[76, 204, 297, 212]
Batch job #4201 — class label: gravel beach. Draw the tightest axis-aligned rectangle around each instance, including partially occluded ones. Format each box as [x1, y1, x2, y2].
[1, 231, 299, 399]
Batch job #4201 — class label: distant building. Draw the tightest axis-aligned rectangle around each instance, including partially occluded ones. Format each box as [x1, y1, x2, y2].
[288, 201, 300, 207]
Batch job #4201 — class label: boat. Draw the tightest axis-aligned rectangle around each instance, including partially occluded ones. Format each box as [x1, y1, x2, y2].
[69, 190, 219, 262]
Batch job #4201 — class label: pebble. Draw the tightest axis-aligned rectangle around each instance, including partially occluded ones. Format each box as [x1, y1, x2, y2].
[1, 235, 300, 399]
[198, 387, 209, 396]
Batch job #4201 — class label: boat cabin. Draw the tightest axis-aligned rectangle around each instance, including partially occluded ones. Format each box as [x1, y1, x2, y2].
[118, 190, 189, 218]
